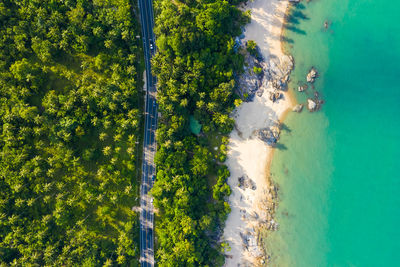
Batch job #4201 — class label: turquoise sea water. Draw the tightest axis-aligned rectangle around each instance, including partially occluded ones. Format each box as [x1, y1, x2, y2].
[265, 0, 400, 266]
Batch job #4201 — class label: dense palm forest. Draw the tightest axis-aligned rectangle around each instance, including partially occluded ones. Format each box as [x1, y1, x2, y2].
[0, 0, 143, 265]
[151, 0, 248, 265]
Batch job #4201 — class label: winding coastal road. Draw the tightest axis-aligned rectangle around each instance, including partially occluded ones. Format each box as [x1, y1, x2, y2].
[138, 0, 157, 266]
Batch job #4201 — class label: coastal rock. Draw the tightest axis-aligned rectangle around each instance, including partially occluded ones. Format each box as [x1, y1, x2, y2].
[292, 104, 304, 112]
[307, 99, 317, 111]
[238, 175, 246, 189]
[306, 67, 318, 83]
[240, 232, 248, 247]
[256, 126, 280, 145]
[267, 219, 279, 231]
[264, 69, 272, 83]
[236, 51, 267, 101]
[271, 80, 280, 90]
[238, 175, 257, 190]
[256, 88, 264, 97]
[269, 54, 294, 82]
[269, 90, 282, 102]
[283, 75, 289, 83]
[281, 55, 294, 76]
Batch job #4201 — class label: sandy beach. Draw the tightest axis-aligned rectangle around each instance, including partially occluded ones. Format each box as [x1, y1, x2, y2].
[223, 0, 294, 266]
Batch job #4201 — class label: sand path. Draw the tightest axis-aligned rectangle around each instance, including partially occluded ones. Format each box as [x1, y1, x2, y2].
[223, 0, 294, 266]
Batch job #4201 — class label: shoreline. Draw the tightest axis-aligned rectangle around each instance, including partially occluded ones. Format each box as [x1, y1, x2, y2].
[223, 0, 296, 266]
[265, 99, 295, 172]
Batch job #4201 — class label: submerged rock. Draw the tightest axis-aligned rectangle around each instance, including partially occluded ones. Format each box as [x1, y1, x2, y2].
[292, 104, 304, 112]
[306, 67, 318, 83]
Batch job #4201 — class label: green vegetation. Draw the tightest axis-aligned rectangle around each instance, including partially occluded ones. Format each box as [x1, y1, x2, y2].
[0, 0, 143, 265]
[234, 98, 243, 107]
[253, 66, 263, 75]
[151, 0, 248, 265]
[246, 40, 258, 56]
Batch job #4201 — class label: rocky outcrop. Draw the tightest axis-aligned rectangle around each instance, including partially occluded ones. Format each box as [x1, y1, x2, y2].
[269, 55, 294, 84]
[236, 47, 266, 101]
[298, 83, 308, 92]
[269, 90, 282, 102]
[292, 104, 304, 112]
[306, 67, 318, 83]
[256, 126, 280, 146]
[238, 175, 257, 190]
[235, 39, 295, 105]
[307, 99, 317, 111]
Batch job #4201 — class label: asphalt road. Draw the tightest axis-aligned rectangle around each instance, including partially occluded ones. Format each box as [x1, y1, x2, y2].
[138, 0, 157, 266]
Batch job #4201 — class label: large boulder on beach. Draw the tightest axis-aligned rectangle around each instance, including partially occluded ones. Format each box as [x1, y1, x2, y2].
[281, 55, 294, 76]
[307, 99, 317, 111]
[236, 51, 268, 101]
[257, 126, 280, 145]
[269, 90, 282, 102]
[256, 88, 264, 97]
[269, 55, 294, 81]
[238, 175, 257, 190]
[306, 67, 318, 83]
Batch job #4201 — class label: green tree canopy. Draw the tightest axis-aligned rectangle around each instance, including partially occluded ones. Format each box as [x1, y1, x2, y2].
[151, 0, 248, 265]
[0, 0, 142, 265]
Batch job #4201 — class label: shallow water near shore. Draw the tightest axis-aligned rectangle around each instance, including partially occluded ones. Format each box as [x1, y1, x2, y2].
[264, 0, 400, 266]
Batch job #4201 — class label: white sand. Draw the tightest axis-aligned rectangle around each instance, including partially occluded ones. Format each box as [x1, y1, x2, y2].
[223, 0, 293, 266]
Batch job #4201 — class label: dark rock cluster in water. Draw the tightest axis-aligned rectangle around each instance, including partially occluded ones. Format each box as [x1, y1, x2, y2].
[293, 66, 325, 112]
[306, 67, 318, 83]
